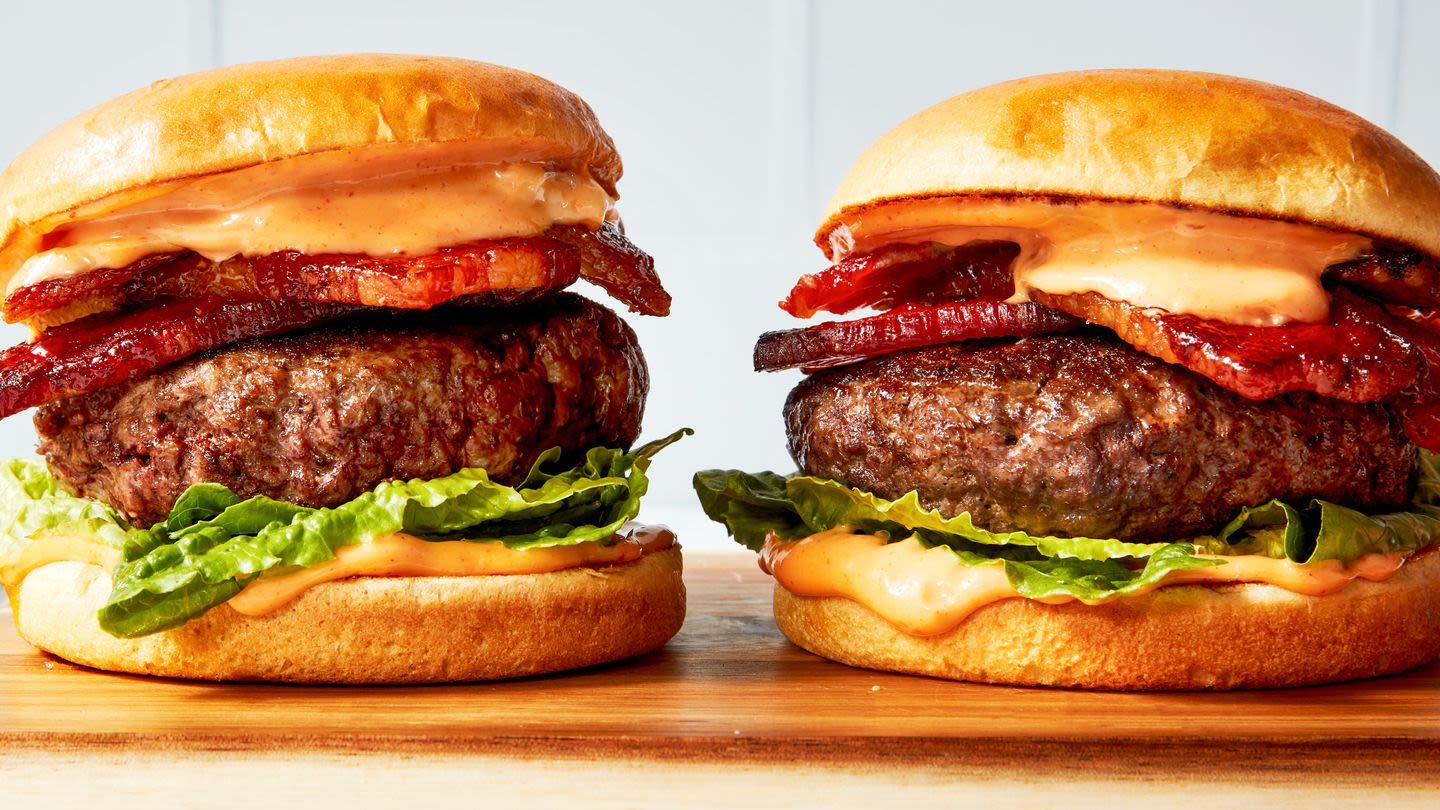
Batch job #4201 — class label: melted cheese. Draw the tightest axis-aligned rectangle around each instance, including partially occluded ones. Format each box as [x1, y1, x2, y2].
[227, 524, 675, 616]
[7, 142, 616, 294]
[761, 528, 1410, 637]
[826, 198, 1371, 326]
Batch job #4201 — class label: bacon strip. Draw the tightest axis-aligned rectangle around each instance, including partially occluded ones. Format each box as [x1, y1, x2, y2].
[0, 297, 362, 420]
[2, 252, 186, 325]
[3, 239, 576, 329]
[1325, 246, 1440, 310]
[780, 241, 1017, 318]
[1031, 288, 1420, 403]
[551, 221, 671, 316]
[1370, 307, 1440, 451]
[754, 301, 1081, 372]
[4, 223, 668, 327]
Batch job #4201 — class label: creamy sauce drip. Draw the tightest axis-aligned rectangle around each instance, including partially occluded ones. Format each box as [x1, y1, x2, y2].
[762, 529, 1409, 637]
[7, 143, 617, 294]
[0, 523, 673, 622]
[227, 524, 675, 616]
[826, 199, 1372, 326]
[0, 534, 124, 626]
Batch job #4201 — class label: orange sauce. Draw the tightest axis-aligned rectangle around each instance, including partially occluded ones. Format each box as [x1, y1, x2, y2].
[227, 524, 675, 616]
[762, 529, 1410, 637]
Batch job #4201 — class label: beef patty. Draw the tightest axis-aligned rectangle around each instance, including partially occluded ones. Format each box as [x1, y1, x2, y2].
[37, 293, 647, 525]
[785, 333, 1415, 541]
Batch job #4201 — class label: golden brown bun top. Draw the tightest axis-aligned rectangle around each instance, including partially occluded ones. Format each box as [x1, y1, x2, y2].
[818, 69, 1440, 259]
[0, 53, 621, 256]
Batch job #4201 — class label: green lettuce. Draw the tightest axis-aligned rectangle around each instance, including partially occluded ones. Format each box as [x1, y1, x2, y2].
[957, 543, 1223, 602]
[1, 430, 689, 638]
[693, 454, 1440, 600]
[0, 458, 135, 560]
[692, 469, 1170, 559]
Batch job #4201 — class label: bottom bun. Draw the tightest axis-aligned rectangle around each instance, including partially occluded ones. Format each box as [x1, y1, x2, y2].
[774, 549, 1440, 690]
[16, 548, 684, 684]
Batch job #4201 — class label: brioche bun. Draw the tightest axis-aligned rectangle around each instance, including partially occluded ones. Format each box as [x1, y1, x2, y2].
[14, 549, 684, 684]
[773, 550, 1440, 690]
[818, 69, 1440, 260]
[0, 53, 620, 275]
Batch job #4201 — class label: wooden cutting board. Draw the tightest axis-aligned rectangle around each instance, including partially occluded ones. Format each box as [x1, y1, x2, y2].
[5, 552, 1440, 805]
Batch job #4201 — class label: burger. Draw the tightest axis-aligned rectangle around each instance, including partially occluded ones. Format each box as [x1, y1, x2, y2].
[695, 69, 1440, 690]
[0, 54, 687, 683]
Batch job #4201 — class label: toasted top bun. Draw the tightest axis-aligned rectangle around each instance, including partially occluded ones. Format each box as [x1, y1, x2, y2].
[818, 69, 1440, 260]
[0, 53, 620, 264]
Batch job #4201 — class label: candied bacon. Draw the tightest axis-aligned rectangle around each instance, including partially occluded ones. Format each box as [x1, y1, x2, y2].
[1325, 245, 1440, 310]
[1030, 288, 1420, 403]
[3, 252, 188, 326]
[753, 301, 1081, 372]
[780, 241, 1018, 318]
[0, 297, 362, 420]
[1369, 306, 1440, 451]
[2, 222, 668, 327]
[187, 238, 580, 309]
[550, 221, 671, 316]
[2, 239, 575, 329]
[1390, 358, 1440, 452]
[1390, 305, 1440, 337]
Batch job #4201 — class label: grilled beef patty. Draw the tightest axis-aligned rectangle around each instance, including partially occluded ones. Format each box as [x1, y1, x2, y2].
[785, 332, 1415, 541]
[37, 293, 647, 525]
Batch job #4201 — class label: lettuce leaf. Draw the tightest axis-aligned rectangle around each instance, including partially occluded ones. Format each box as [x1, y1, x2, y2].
[1, 431, 688, 638]
[973, 543, 1223, 601]
[786, 476, 1171, 560]
[693, 469, 1170, 559]
[0, 458, 134, 560]
[693, 454, 1440, 567]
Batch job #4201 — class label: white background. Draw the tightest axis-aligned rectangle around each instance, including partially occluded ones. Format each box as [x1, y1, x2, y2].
[1, 0, 1438, 551]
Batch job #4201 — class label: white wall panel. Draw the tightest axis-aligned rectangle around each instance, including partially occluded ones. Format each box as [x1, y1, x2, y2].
[1395, 0, 1440, 166]
[0, 0, 196, 467]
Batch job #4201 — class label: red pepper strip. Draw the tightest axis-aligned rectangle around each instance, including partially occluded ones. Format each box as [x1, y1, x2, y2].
[753, 300, 1081, 372]
[0, 297, 360, 419]
[780, 241, 1018, 318]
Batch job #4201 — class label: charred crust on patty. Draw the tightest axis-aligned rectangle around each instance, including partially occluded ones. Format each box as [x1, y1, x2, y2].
[36, 293, 648, 525]
[785, 333, 1416, 541]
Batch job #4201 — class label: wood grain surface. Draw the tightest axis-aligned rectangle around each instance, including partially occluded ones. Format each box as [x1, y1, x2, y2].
[5, 552, 1440, 800]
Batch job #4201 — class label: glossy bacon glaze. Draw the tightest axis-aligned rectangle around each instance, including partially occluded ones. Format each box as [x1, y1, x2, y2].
[780, 241, 1017, 318]
[0, 224, 665, 420]
[766, 238, 1440, 450]
[755, 301, 1079, 372]
[5, 238, 579, 329]
[1029, 288, 1419, 404]
[0, 297, 362, 419]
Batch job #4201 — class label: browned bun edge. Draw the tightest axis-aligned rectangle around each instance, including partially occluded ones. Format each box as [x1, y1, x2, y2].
[774, 549, 1440, 690]
[14, 548, 684, 684]
[818, 69, 1440, 260]
[0, 53, 621, 263]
